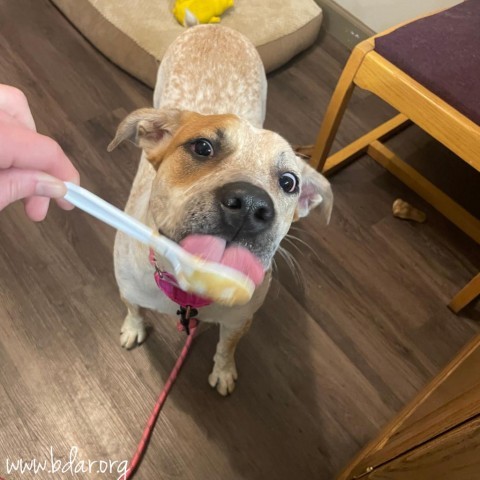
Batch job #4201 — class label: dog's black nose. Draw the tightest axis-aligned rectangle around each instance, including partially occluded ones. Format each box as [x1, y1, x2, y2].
[217, 181, 275, 234]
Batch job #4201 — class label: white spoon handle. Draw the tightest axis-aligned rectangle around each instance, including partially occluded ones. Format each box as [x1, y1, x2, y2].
[63, 182, 254, 306]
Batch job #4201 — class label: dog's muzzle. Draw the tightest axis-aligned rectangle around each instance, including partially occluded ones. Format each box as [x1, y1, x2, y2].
[216, 181, 275, 237]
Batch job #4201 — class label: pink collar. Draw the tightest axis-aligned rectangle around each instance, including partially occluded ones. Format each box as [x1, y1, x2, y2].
[148, 248, 212, 309]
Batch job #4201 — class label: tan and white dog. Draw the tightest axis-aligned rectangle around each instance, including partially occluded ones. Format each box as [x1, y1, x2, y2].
[108, 25, 332, 395]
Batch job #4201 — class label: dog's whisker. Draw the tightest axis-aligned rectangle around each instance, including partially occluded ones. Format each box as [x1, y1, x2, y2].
[283, 250, 303, 285]
[288, 226, 319, 244]
[285, 233, 321, 261]
[276, 245, 305, 289]
[282, 235, 305, 257]
[271, 256, 281, 283]
[284, 247, 304, 282]
[289, 225, 318, 240]
[269, 258, 281, 298]
[272, 257, 278, 275]
[281, 237, 308, 283]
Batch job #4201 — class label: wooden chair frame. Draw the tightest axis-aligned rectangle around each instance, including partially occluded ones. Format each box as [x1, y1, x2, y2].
[336, 333, 480, 479]
[310, 15, 480, 313]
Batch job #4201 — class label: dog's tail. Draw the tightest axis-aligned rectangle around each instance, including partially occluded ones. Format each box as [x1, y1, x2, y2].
[184, 9, 200, 27]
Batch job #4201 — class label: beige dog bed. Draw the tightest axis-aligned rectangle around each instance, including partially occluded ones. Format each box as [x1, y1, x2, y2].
[50, 0, 322, 87]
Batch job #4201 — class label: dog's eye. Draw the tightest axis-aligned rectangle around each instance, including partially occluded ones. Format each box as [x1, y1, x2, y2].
[279, 172, 299, 194]
[191, 139, 214, 157]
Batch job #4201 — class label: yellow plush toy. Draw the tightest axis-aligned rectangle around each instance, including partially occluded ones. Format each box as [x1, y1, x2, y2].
[173, 0, 234, 27]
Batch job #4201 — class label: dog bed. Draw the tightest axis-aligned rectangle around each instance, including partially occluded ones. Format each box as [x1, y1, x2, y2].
[50, 0, 322, 87]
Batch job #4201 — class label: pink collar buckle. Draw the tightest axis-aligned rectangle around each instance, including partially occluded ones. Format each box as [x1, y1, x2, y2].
[149, 248, 212, 333]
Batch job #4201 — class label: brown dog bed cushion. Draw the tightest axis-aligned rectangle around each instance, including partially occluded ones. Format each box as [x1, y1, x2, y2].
[50, 0, 322, 88]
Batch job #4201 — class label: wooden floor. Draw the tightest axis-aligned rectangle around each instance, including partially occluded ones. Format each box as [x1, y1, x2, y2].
[0, 1, 479, 479]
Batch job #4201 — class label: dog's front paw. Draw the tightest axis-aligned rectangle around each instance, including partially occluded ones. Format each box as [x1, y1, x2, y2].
[120, 314, 146, 349]
[208, 361, 238, 396]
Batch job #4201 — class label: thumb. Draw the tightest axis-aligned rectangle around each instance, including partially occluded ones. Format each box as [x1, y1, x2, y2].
[0, 168, 66, 212]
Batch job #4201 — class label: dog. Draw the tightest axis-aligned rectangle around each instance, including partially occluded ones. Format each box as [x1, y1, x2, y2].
[108, 25, 332, 396]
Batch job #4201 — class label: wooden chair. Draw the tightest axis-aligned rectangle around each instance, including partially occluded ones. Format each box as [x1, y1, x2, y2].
[309, 1, 480, 313]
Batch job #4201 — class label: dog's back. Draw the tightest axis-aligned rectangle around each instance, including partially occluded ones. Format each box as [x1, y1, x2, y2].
[154, 25, 267, 128]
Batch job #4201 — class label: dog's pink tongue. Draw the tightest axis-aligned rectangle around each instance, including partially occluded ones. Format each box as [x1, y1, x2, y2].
[220, 246, 264, 286]
[180, 235, 226, 263]
[180, 235, 265, 286]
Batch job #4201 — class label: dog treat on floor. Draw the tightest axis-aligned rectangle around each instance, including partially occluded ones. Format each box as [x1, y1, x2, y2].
[392, 198, 427, 223]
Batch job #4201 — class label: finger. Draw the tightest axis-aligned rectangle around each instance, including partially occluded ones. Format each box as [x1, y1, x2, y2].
[24, 196, 50, 222]
[55, 196, 75, 211]
[0, 85, 36, 131]
[0, 168, 66, 214]
[0, 110, 25, 127]
[23, 191, 74, 220]
[0, 122, 80, 184]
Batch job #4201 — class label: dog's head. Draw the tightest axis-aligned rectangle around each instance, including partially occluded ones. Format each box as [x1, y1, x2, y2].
[109, 108, 332, 270]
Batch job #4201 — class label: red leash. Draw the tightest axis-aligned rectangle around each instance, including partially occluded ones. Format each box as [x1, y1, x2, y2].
[0, 318, 198, 480]
[125, 317, 199, 479]
[0, 251, 205, 480]
[125, 251, 211, 478]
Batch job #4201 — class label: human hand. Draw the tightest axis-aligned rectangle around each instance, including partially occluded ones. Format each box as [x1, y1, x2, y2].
[0, 85, 80, 221]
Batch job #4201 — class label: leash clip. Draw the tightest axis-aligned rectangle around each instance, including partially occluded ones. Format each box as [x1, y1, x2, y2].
[149, 249, 164, 275]
[176, 305, 198, 335]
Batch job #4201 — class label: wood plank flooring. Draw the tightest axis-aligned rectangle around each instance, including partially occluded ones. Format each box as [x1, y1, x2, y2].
[0, 1, 478, 479]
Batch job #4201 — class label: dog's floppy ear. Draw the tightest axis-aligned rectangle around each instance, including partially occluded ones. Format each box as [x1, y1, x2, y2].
[295, 159, 333, 225]
[107, 108, 184, 168]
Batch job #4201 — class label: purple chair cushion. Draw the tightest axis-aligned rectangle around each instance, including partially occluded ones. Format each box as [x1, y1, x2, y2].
[374, 1, 480, 126]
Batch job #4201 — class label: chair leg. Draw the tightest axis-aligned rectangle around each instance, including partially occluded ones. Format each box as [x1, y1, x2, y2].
[367, 141, 480, 244]
[310, 40, 374, 172]
[449, 273, 480, 313]
[322, 114, 409, 175]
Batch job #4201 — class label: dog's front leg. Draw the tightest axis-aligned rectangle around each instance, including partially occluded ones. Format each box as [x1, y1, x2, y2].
[120, 297, 147, 349]
[208, 318, 252, 396]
